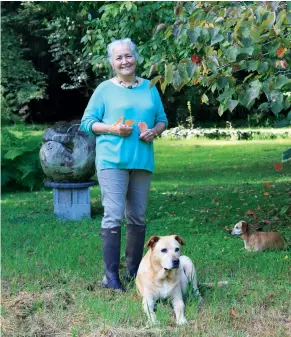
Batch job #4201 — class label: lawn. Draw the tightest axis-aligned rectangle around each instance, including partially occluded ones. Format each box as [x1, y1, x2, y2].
[2, 138, 291, 337]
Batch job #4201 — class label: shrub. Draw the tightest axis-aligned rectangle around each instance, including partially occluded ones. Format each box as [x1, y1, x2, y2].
[1, 25, 47, 117]
[1, 127, 45, 191]
[0, 88, 22, 126]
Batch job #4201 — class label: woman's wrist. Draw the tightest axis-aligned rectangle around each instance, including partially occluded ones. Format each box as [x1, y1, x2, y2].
[91, 122, 116, 135]
[152, 122, 166, 138]
[109, 125, 120, 135]
[152, 127, 160, 138]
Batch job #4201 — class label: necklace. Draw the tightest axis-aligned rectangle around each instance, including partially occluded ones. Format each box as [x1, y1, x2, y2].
[116, 76, 139, 89]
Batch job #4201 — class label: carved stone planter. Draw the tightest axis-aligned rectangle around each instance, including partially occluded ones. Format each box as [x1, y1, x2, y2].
[40, 123, 97, 220]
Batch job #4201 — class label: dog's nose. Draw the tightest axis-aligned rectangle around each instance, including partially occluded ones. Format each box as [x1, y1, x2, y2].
[172, 258, 180, 269]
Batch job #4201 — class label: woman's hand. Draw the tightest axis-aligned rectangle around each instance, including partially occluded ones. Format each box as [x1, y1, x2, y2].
[139, 129, 157, 142]
[111, 124, 133, 137]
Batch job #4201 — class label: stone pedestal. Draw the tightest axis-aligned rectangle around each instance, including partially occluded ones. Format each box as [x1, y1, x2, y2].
[44, 181, 97, 221]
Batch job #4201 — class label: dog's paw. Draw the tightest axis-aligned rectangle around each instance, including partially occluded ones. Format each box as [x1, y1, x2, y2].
[198, 296, 205, 311]
[176, 317, 188, 325]
[145, 319, 160, 328]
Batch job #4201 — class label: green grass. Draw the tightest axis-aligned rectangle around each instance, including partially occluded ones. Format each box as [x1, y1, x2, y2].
[2, 138, 291, 337]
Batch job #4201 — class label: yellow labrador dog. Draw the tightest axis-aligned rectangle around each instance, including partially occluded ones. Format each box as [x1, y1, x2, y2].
[136, 235, 201, 325]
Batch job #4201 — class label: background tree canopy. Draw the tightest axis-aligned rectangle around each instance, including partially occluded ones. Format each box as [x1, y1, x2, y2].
[1, 1, 291, 127]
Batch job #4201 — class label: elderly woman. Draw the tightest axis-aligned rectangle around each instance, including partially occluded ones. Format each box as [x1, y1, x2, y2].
[81, 38, 168, 292]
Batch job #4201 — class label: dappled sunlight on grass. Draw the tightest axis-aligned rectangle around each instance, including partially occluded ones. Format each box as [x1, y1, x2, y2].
[154, 139, 291, 189]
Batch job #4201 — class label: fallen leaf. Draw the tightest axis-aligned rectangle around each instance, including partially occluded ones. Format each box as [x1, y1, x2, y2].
[231, 307, 238, 317]
[264, 182, 271, 188]
[264, 192, 270, 196]
[274, 163, 283, 172]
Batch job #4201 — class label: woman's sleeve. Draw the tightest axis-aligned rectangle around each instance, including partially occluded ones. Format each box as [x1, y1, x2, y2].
[80, 85, 105, 136]
[152, 86, 168, 127]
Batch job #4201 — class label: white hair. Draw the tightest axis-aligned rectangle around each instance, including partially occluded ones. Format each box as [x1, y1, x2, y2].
[107, 38, 138, 65]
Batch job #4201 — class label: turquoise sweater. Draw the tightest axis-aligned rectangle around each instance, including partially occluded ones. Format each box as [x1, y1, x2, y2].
[80, 79, 168, 173]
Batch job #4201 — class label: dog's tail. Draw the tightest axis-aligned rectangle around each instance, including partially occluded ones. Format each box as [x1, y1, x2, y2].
[199, 281, 229, 288]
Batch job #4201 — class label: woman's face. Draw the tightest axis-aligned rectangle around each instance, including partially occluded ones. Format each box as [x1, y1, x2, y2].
[111, 43, 136, 78]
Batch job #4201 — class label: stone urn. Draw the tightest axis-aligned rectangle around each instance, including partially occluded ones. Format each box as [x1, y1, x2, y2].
[39, 122, 97, 220]
[39, 122, 96, 182]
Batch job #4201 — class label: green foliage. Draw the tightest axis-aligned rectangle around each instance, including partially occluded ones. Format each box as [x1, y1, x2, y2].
[1, 87, 22, 126]
[2, 1, 290, 125]
[46, 17, 92, 92]
[7, 1, 105, 96]
[1, 24, 47, 114]
[82, 2, 174, 74]
[1, 127, 45, 191]
[43, 2, 103, 94]
[148, 2, 291, 117]
[82, 1, 291, 119]
[81, 1, 207, 124]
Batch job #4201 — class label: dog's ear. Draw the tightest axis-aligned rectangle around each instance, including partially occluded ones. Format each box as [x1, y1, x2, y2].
[174, 235, 185, 245]
[144, 236, 160, 249]
[241, 221, 249, 232]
